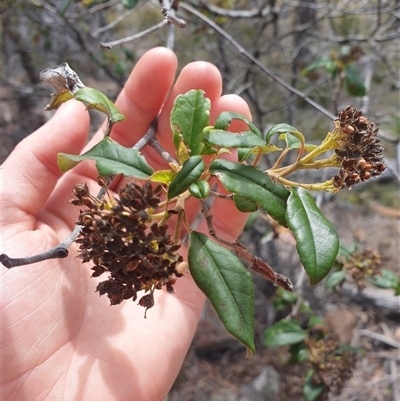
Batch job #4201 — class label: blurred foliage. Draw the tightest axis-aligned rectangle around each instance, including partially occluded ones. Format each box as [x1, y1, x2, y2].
[3, 0, 399, 133]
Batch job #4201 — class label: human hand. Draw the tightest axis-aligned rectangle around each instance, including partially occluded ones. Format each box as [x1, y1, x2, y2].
[1, 47, 251, 401]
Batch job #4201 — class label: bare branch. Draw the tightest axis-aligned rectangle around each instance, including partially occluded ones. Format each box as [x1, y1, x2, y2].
[209, 191, 233, 200]
[180, 2, 336, 120]
[132, 116, 178, 165]
[0, 225, 83, 268]
[197, 1, 271, 19]
[44, 1, 125, 87]
[88, 0, 120, 14]
[100, 19, 168, 49]
[162, 6, 187, 28]
[93, 7, 137, 37]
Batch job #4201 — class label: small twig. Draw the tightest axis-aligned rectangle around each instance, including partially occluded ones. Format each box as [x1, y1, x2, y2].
[44, 1, 124, 87]
[199, 2, 270, 19]
[162, 0, 186, 50]
[93, 7, 137, 37]
[368, 351, 400, 361]
[180, 2, 336, 120]
[132, 117, 159, 151]
[150, 138, 178, 165]
[0, 225, 83, 268]
[209, 191, 233, 200]
[132, 116, 178, 165]
[88, 0, 119, 14]
[161, 7, 187, 28]
[100, 19, 169, 49]
[358, 329, 400, 349]
[270, 147, 290, 170]
[201, 201, 294, 292]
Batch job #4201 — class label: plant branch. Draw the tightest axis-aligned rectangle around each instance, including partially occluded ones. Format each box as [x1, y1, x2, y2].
[209, 191, 233, 200]
[100, 4, 186, 49]
[44, 1, 125, 87]
[100, 19, 169, 49]
[93, 7, 137, 37]
[196, 1, 272, 18]
[201, 201, 294, 292]
[181, 2, 335, 120]
[132, 116, 178, 165]
[0, 225, 83, 268]
[1, 112, 178, 269]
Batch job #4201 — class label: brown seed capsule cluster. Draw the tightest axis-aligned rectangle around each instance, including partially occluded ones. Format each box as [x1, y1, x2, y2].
[333, 106, 385, 190]
[307, 335, 357, 395]
[339, 247, 382, 291]
[71, 181, 183, 311]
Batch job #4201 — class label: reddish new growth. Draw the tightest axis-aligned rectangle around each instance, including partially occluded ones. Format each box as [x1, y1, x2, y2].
[70, 181, 183, 313]
[333, 106, 386, 190]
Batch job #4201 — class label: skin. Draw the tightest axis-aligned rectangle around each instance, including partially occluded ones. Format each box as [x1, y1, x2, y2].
[0, 47, 251, 401]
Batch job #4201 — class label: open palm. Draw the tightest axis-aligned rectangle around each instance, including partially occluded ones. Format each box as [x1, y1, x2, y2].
[1, 48, 251, 401]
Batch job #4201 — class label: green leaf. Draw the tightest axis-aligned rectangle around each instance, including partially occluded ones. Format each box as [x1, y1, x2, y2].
[150, 169, 176, 184]
[337, 242, 357, 258]
[279, 133, 317, 152]
[265, 123, 305, 146]
[272, 287, 298, 311]
[289, 343, 309, 363]
[301, 56, 330, 75]
[264, 319, 308, 347]
[209, 159, 289, 226]
[395, 283, 400, 296]
[213, 111, 262, 137]
[303, 370, 326, 401]
[203, 129, 266, 148]
[236, 145, 281, 162]
[121, 0, 138, 9]
[168, 155, 205, 199]
[114, 60, 128, 76]
[307, 315, 325, 329]
[200, 144, 218, 156]
[345, 64, 366, 97]
[286, 188, 339, 285]
[325, 270, 346, 289]
[58, 137, 153, 178]
[188, 231, 255, 355]
[237, 147, 254, 162]
[189, 180, 210, 199]
[74, 87, 126, 124]
[369, 269, 399, 290]
[326, 60, 339, 79]
[233, 195, 259, 213]
[170, 90, 210, 156]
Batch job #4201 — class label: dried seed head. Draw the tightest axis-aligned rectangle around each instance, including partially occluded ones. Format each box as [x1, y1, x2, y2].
[307, 335, 357, 395]
[337, 247, 382, 290]
[72, 181, 183, 311]
[333, 106, 386, 191]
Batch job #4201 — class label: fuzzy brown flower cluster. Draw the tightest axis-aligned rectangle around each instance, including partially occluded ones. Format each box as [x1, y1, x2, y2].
[339, 247, 382, 291]
[307, 335, 357, 395]
[333, 106, 385, 190]
[71, 181, 183, 312]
